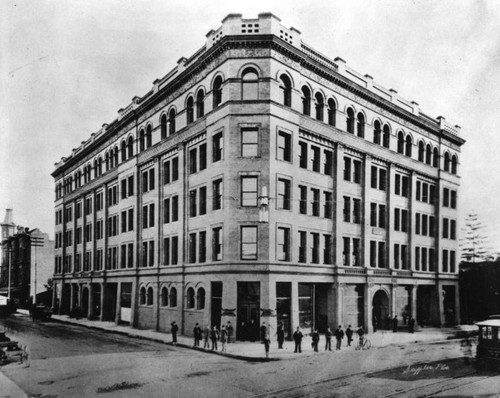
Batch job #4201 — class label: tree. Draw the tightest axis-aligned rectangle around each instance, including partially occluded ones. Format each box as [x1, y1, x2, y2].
[460, 212, 492, 262]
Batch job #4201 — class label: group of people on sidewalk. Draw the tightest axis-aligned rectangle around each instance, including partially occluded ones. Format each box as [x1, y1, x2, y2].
[170, 321, 235, 353]
[292, 324, 365, 353]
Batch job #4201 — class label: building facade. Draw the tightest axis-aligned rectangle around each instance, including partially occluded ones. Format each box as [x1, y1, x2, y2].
[52, 13, 464, 339]
[1, 209, 54, 307]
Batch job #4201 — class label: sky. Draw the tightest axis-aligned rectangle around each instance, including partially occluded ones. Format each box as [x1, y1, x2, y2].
[1, 0, 499, 253]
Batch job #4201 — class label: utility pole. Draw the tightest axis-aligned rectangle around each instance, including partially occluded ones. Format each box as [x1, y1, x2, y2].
[30, 235, 44, 305]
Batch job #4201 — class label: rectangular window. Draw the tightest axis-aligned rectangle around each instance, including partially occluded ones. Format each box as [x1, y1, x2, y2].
[371, 166, 378, 189]
[171, 236, 178, 265]
[149, 241, 154, 267]
[199, 186, 207, 215]
[429, 248, 435, 271]
[379, 204, 386, 228]
[450, 250, 456, 273]
[422, 214, 428, 236]
[95, 192, 103, 211]
[344, 157, 351, 181]
[370, 203, 377, 227]
[277, 227, 290, 261]
[172, 196, 179, 222]
[311, 188, 320, 216]
[416, 181, 421, 201]
[324, 191, 332, 219]
[323, 234, 332, 264]
[189, 233, 197, 263]
[443, 187, 450, 207]
[450, 219, 456, 240]
[172, 157, 179, 181]
[353, 160, 361, 184]
[415, 247, 421, 271]
[277, 178, 291, 210]
[241, 128, 259, 157]
[241, 226, 258, 260]
[402, 176, 409, 197]
[163, 237, 170, 265]
[213, 132, 223, 162]
[311, 146, 320, 172]
[443, 218, 449, 239]
[370, 241, 377, 267]
[127, 243, 134, 268]
[394, 208, 400, 231]
[429, 216, 435, 237]
[164, 161, 171, 184]
[190, 190, 197, 217]
[120, 245, 127, 268]
[402, 210, 409, 233]
[343, 237, 350, 266]
[343, 196, 351, 222]
[379, 169, 387, 191]
[353, 198, 361, 224]
[189, 147, 197, 174]
[85, 197, 92, 215]
[394, 244, 400, 269]
[299, 185, 307, 214]
[395, 174, 401, 195]
[241, 176, 258, 206]
[149, 203, 154, 228]
[451, 190, 457, 209]
[422, 248, 428, 271]
[121, 179, 127, 200]
[76, 202, 82, 219]
[324, 150, 333, 176]
[299, 141, 308, 169]
[164, 198, 170, 223]
[353, 238, 360, 266]
[199, 143, 207, 171]
[212, 178, 223, 210]
[401, 245, 408, 269]
[415, 213, 421, 235]
[212, 227, 222, 261]
[143, 205, 148, 229]
[311, 232, 319, 264]
[443, 249, 449, 272]
[422, 183, 429, 203]
[199, 231, 206, 263]
[277, 131, 291, 162]
[298, 231, 307, 263]
[121, 210, 127, 233]
[378, 241, 386, 268]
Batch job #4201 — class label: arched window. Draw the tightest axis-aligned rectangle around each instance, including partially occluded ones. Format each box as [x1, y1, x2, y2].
[114, 146, 119, 166]
[405, 136, 412, 157]
[161, 287, 169, 307]
[197, 288, 205, 310]
[425, 144, 432, 165]
[147, 287, 153, 306]
[196, 90, 205, 118]
[105, 151, 110, 171]
[279, 74, 292, 107]
[327, 99, 336, 126]
[139, 129, 145, 152]
[444, 152, 450, 172]
[160, 114, 167, 139]
[121, 141, 127, 162]
[187, 287, 195, 309]
[139, 287, 146, 305]
[168, 109, 176, 135]
[186, 96, 194, 124]
[314, 92, 324, 121]
[346, 108, 355, 134]
[109, 150, 114, 169]
[432, 148, 439, 168]
[241, 68, 259, 100]
[397, 131, 405, 154]
[169, 287, 177, 307]
[356, 113, 365, 138]
[383, 124, 390, 148]
[301, 86, 311, 116]
[373, 121, 381, 145]
[127, 136, 134, 158]
[146, 125, 152, 148]
[451, 155, 458, 174]
[213, 76, 223, 108]
[418, 141, 425, 162]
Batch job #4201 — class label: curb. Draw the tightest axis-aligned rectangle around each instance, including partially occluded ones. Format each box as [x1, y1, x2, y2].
[48, 316, 275, 362]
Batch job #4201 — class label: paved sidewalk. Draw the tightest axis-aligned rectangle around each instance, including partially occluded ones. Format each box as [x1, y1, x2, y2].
[40, 313, 475, 362]
[0, 372, 27, 398]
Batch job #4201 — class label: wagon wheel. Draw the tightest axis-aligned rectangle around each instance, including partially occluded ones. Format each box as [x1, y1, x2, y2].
[21, 345, 30, 368]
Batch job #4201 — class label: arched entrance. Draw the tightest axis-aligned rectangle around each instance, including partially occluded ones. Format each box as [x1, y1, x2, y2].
[372, 290, 390, 330]
[81, 287, 89, 318]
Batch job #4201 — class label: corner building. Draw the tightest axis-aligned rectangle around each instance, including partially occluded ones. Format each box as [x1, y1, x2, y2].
[52, 13, 464, 339]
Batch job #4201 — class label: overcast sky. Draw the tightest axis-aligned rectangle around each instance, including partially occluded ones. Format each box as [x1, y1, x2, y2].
[1, 0, 499, 253]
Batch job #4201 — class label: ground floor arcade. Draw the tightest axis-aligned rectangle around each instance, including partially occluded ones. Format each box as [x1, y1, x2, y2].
[51, 273, 460, 340]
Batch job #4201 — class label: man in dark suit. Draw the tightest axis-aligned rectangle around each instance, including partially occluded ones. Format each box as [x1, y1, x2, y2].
[293, 326, 303, 353]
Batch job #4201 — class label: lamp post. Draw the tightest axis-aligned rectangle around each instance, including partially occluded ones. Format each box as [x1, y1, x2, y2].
[30, 235, 44, 305]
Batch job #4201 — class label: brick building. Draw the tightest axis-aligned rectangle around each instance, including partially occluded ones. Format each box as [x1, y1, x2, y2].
[51, 13, 464, 339]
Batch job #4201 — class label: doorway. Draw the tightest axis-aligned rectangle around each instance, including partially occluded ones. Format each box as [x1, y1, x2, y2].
[210, 282, 223, 329]
[237, 282, 260, 341]
[372, 289, 390, 330]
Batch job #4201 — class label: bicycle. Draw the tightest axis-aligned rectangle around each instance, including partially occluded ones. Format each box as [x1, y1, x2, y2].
[355, 338, 371, 350]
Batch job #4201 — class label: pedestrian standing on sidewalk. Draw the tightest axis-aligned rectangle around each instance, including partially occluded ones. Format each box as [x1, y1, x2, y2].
[226, 321, 234, 343]
[220, 325, 227, 352]
[325, 327, 332, 351]
[345, 325, 354, 346]
[408, 316, 415, 333]
[334, 325, 344, 350]
[392, 315, 398, 332]
[260, 323, 267, 343]
[312, 329, 320, 352]
[210, 325, 219, 351]
[193, 323, 202, 347]
[293, 326, 303, 353]
[171, 321, 178, 345]
[277, 322, 285, 349]
[203, 325, 210, 349]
